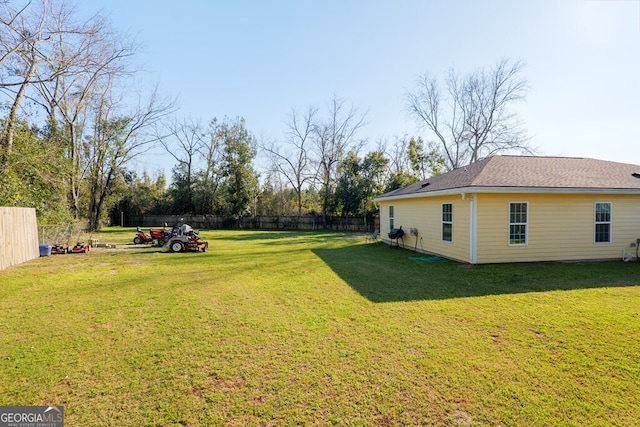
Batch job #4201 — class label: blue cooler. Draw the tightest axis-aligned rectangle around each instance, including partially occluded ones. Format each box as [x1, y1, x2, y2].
[39, 244, 52, 257]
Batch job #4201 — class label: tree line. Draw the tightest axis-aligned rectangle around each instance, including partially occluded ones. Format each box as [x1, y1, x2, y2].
[1, 0, 531, 230]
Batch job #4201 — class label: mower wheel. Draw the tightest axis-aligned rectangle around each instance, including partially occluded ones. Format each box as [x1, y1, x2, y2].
[170, 241, 183, 252]
[133, 236, 143, 244]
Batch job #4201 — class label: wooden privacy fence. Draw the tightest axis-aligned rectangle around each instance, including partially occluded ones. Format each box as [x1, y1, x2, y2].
[127, 214, 379, 232]
[0, 207, 40, 271]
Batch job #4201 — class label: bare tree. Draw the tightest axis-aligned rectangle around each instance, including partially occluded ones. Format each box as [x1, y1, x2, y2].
[0, 0, 138, 217]
[407, 59, 531, 170]
[0, 0, 48, 164]
[194, 117, 226, 214]
[383, 135, 412, 177]
[86, 83, 175, 231]
[157, 117, 205, 213]
[0, 0, 32, 69]
[33, 13, 137, 218]
[312, 96, 366, 227]
[260, 107, 317, 221]
[0, 0, 175, 226]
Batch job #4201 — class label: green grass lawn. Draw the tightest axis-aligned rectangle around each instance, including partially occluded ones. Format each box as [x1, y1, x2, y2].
[1, 228, 639, 426]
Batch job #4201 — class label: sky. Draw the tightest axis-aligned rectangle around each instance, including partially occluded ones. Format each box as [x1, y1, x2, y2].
[75, 0, 640, 178]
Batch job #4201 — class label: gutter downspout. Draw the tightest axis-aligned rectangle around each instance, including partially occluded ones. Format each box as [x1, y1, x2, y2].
[469, 193, 477, 264]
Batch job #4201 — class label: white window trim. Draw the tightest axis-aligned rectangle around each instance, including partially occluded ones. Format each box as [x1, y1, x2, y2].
[508, 201, 528, 246]
[442, 202, 453, 243]
[594, 202, 612, 244]
[389, 205, 394, 231]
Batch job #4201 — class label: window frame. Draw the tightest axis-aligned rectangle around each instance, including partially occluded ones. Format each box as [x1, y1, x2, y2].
[389, 205, 394, 231]
[442, 202, 453, 242]
[508, 202, 528, 246]
[594, 202, 612, 244]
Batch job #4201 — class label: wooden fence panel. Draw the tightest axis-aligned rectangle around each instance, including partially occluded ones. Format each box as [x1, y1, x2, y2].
[127, 214, 377, 232]
[0, 207, 40, 271]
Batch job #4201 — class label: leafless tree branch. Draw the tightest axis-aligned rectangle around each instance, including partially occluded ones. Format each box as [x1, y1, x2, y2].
[407, 59, 532, 170]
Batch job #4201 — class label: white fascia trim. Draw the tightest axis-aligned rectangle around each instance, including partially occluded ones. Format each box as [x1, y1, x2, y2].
[374, 186, 640, 202]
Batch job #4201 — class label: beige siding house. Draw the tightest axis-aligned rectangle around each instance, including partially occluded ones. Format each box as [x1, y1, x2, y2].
[374, 156, 640, 264]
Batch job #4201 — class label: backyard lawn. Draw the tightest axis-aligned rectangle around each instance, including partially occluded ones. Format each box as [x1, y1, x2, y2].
[1, 229, 639, 426]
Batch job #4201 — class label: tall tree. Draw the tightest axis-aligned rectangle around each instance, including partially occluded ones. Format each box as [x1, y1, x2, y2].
[108, 170, 166, 225]
[0, 0, 173, 225]
[0, 0, 106, 165]
[0, 0, 48, 165]
[193, 117, 225, 214]
[86, 85, 175, 231]
[157, 118, 205, 214]
[407, 136, 446, 179]
[313, 96, 365, 227]
[260, 107, 317, 223]
[381, 135, 415, 192]
[0, 118, 69, 222]
[218, 117, 258, 224]
[256, 173, 279, 216]
[335, 150, 388, 227]
[407, 59, 531, 170]
[35, 14, 137, 219]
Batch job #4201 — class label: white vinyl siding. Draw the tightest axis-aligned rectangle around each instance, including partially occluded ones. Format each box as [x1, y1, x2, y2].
[475, 194, 640, 264]
[377, 196, 470, 263]
[379, 193, 640, 264]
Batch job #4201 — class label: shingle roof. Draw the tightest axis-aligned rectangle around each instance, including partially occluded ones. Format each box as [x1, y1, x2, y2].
[376, 155, 640, 199]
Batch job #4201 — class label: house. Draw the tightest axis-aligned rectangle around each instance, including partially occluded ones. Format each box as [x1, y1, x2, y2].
[373, 155, 640, 264]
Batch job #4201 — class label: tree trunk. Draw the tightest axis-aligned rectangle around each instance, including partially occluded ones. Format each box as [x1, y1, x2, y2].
[88, 168, 114, 231]
[1, 50, 37, 167]
[67, 122, 82, 219]
[296, 189, 302, 229]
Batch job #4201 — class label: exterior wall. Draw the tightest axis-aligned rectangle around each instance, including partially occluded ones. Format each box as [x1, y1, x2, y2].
[475, 193, 640, 263]
[378, 195, 471, 263]
[378, 192, 640, 264]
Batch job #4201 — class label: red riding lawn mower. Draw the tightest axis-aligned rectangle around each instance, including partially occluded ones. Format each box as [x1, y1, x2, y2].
[160, 220, 208, 253]
[133, 225, 171, 246]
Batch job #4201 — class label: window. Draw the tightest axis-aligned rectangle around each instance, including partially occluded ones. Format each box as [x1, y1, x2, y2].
[509, 202, 527, 245]
[389, 205, 394, 230]
[442, 203, 453, 242]
[595, 202, 611, 243]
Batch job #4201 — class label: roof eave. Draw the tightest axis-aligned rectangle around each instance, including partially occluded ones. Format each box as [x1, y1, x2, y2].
[374, 186, 640, 202]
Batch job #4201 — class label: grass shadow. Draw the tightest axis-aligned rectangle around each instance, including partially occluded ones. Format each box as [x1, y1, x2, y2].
[313, 243, 640, 302]
[205, 230, 348, 242]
